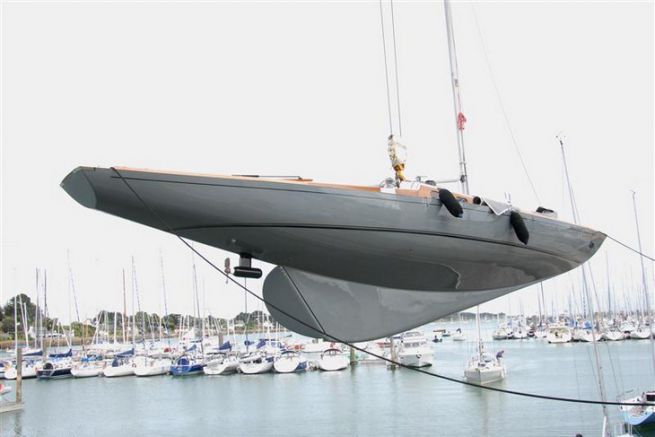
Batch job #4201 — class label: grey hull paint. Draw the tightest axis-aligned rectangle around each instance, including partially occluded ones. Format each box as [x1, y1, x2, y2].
[263, 266, 526, 342]
[61, 166, 605, 293]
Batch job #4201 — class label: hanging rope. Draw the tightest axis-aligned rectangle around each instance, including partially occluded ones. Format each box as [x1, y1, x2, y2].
[607, 235, 655, 262]
[389, 0, 403, 137]
[471, 4, 542, 206]
[378, 0, 394, 136]
[109, 166, 652, 407]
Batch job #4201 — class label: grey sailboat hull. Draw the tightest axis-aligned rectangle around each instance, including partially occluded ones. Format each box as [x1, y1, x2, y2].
[61, 167, 604, 293]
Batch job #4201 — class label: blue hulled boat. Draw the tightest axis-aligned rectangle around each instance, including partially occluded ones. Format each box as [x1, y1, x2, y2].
[36, 358, 73, 380]
[170, 355, 205, 376]
[621, 391, 655, 427]
[273, 350, 308, 373]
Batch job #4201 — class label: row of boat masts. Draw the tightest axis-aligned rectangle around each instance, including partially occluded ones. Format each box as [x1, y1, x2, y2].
[493, 315, 653, 344]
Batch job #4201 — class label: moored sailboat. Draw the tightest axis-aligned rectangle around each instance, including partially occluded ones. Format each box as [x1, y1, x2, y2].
[102, 347, 136, 378]
[170, 355, 205, 376]
[317, 348, 349, 372]
[37, 358, 73, 380]
[239, 352, 274, 375]
[203, 354, 240, 376]
[547, 326, 572, 344]
[620, 391, 655, 427]
[71, 356, 105, 378]
[464, 307, 506, 385]
[3, 359, 39, 380]
[274, 350, 307, 373]
[133, 357, 172, 377]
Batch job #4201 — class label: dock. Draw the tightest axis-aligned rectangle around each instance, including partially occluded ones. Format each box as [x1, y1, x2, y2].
[0, 402, 24, 414]
[0, 348, 25, 414]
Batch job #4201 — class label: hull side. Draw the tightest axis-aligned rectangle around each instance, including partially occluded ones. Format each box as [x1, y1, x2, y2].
[61, 167, 605, 293]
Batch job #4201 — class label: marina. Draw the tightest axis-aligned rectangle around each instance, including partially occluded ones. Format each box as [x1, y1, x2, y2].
[1, 321, 655, 436]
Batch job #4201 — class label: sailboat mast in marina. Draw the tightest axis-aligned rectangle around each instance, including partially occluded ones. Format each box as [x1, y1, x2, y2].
[559, 136, 610, 428]
[443, 0, 469, 195]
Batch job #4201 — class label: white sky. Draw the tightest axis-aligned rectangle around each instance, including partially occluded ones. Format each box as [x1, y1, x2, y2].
[1, 1, 653, 324]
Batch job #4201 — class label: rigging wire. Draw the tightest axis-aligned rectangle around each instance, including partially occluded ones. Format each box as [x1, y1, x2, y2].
[607, 235, 655, 262]
[389, 0, 403, 137]
[470, 4, 542, 206]
[378, 0, 394, 136]
[109, 166, 653, 407]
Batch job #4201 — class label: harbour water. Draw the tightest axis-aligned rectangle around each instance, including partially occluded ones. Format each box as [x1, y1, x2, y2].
[1, 321, 653, 437]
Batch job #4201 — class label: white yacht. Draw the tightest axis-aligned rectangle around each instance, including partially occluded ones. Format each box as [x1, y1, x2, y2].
[317, 348, 349, 372]
[133, 357, 172, 377]
[239, 352, 274, 375]
[620, 391, 655, 427]
[71, 359, 105, 378]
[398, 331, 433, 368]
[3, 360, 39, 380]
[492, 324, 512, 340]
[547, 326, 572, 344]
[629, 327, 651, 340]
[273, 350, 308, 373]
[465, 307, 506, 384]
[621, 321, 637, 338]
[601, 328, 624, 342]
[451, 328, 466, 342]
[572, 329, 595, 342]
[512, 324, 529, 339]
[102, 356, 135, 378]
[464, 348, 506, 385]
[203, 355, 240, 376]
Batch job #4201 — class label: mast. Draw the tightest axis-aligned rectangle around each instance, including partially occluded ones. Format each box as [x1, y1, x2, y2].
[43, 270, 49, 356]
[631, 190, 655, 379]
[35, 268, 39, 350]
[244, 278, 249, 353]
[537, 283, 544, 329]
[18, 295, 28, 346]
[605, 254, 610, 317]
[14, 295, 18, 354]
[122, 269, 127, 345]
[131, 262, 136, 349]
[132, 257, 145, 346]
[539, 282, 548, 329]
[201, 278, 206, 357]
[160, 252, 170, 345]
[559, 136, 609, 429]
[443, 0, 469, 195]
[475, 306, 483, 362]
[67, 253, 84, 351]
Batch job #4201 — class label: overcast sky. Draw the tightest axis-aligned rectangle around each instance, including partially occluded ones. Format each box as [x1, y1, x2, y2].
[1, 1, 653, 324]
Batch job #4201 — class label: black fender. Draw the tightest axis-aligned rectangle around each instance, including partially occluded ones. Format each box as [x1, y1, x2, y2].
[438, 189, 463, 218]
[510, 211, 529, 245]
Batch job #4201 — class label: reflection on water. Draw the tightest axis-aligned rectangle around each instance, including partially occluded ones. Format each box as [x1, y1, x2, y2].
[0, 321, 654, 437]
